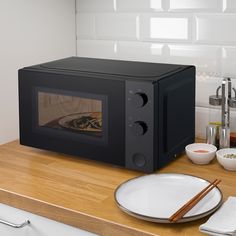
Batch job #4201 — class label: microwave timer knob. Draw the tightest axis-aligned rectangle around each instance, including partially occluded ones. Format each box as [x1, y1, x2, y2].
[131, 121, 148, 136]
[131, 92, 148, 108]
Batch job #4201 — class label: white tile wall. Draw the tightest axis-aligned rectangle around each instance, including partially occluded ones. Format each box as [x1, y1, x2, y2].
[169, 0, 222, 12]
[195, 75, 230, 107]
[195, 14, 236, 45]
[76, 0, 236, 137]
[168, 45, 221, 74]
[76, 14, 95, 39]
[77, 39, 117, 59]
[95, 13, 138, 40]
[76, 0, 115, 12]
[222, 47, 236, 78]
[116, 0, 163, 12]
[196, 106, 236, 138]
[140, 14, 191, 42]
[223, 0, 236, 12]
[195, 106, 211, 138]
[117, 41, 165, 62]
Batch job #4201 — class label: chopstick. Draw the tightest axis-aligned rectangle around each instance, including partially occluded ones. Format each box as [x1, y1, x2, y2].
[169, 179, 221, 223]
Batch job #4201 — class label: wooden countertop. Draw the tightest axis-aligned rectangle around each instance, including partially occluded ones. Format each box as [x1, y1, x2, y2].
[0, 141, 236, 236]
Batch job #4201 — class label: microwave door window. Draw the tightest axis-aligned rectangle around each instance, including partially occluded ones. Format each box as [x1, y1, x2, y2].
[38, 91, 102, 137]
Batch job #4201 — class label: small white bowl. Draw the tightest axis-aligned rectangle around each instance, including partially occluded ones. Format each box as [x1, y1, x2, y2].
[185, 143, 217, 165]
[216, 148, 236, 171]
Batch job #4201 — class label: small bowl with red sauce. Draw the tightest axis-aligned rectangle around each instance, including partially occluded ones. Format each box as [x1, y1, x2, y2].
[185, 143, 217, 165]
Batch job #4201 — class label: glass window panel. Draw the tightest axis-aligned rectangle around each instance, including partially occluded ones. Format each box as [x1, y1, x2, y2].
[38, 91, 102, 137]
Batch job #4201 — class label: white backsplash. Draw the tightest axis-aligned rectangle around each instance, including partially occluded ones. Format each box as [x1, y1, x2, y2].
[76, 0, 236, 138]
[169, 0, 222, 12]
[195, 14, 236, 44]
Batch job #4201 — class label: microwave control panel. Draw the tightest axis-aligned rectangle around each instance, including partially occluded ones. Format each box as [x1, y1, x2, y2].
[125, 81, 154, 172]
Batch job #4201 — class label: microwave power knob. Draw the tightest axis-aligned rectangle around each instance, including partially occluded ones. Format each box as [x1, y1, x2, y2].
[131, 93, 148, 108]
[131, 121, 148, 136]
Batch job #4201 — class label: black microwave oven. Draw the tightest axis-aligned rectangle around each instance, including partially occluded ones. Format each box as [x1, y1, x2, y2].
[19, 57, 195, 173]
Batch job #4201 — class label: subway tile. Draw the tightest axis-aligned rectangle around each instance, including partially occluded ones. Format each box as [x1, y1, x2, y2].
[167, 44, 221, 74]
[196, 75, 223, 107]
[76, 14, 95, 39]
[195, 76, 236, 135]
[116, 0, 162, 12]
[117, 41, 166, 62]
[140, 14, 192, 42]
[196, 106, 236, 138]
[230, 109, 236, 132]
[195, 14, 236, 45]
[195, 106, 210, 139]
[77, 39, 117, 59]
[169, 0, 222, 12]
[222, 47, 236, 78]
[223, 0, 236, 12]
[76, 0, 115, 12]
[196, 76, 236, 108]
[95, 13, 138, 40]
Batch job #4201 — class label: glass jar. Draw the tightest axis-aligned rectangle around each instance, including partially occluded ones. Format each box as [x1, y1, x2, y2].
[208, 90, 222, 148]
[207, 106, 221, 148]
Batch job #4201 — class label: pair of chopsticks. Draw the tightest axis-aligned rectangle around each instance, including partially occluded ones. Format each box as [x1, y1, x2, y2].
[169, 179, 221, 223]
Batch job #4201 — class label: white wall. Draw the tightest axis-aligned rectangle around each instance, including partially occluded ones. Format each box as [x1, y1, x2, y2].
[76, 0, 236, 138]
[0, 0, 76, 145]
[1, 0, 235, 144]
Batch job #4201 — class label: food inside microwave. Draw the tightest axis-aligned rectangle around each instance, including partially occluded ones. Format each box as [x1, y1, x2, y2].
[59, 112, 102, 132]
[38, 91, 102, 136]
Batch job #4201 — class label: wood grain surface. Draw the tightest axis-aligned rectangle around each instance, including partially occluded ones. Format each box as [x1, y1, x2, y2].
[0, 141, 235, 236]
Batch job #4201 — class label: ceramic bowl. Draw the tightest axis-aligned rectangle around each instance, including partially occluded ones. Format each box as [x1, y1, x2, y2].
[216, 148, 236, 171]
[185, 143, 217, 165]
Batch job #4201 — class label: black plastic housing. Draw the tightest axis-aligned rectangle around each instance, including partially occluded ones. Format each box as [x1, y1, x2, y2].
[19, 57, 195, 173]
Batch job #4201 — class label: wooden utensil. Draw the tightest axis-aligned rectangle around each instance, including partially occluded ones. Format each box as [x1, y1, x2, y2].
[169, 179, 221, 223]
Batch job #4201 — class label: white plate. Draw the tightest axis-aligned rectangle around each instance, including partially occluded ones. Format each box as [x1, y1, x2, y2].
[114, 173, 223, 223]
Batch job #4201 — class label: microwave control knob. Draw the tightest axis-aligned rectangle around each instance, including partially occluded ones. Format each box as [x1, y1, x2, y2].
[131, 93, 148, 108]
[131, 121, 148, 136]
